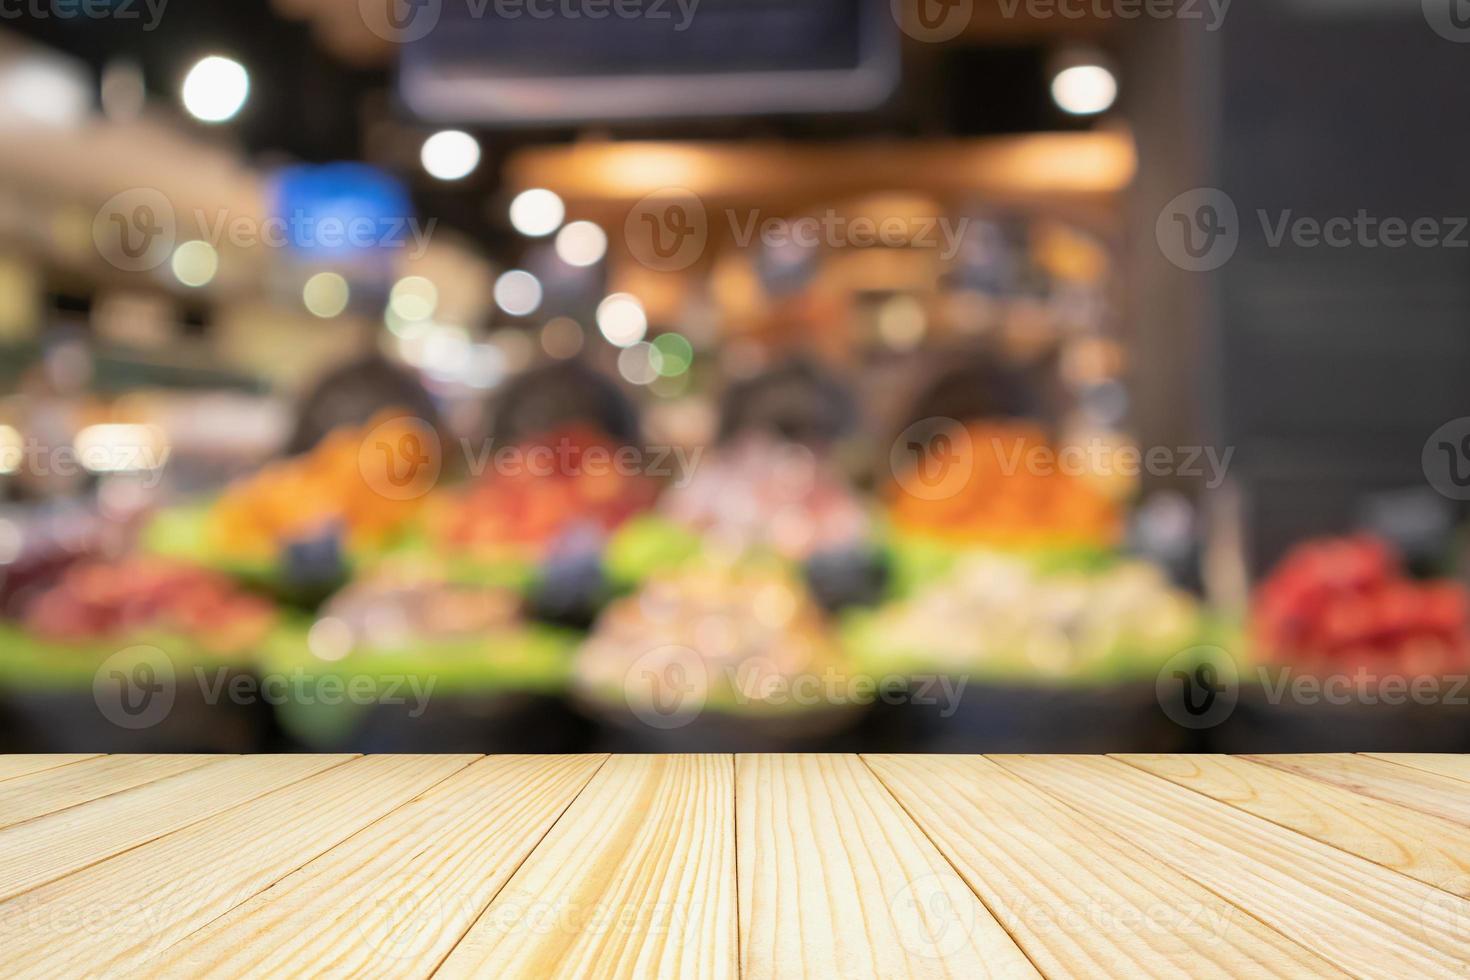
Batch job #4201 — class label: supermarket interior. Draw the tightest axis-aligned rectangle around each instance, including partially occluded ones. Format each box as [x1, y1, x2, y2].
[2, 0, 1470, 754]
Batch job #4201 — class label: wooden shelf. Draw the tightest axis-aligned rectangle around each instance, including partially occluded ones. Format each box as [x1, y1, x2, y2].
[0, 753, 1466, 976]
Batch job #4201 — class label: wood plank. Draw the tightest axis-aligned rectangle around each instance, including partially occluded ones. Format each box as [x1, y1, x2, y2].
[437, 755, 735, 980]
[1364, 754, 1470, 785]
[0, 755, 476, 978]
[737, 753, 1038, 980]
[0, 754, 219, 830]
[143, 755, 607, 979]
[865, 755, 1343, 978]
[994, 755, 1470, 977]
[0, 755, 98, 783]
[1251, 753, 1470, 826]
[0, 754, 350, 902]
[1117, 754, 1470, 900]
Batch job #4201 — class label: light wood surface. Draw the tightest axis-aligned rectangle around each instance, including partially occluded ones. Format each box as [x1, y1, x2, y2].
[0, 754, 1465, 978]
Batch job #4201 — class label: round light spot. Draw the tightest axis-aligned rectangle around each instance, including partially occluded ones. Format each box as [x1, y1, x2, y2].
[493, 270, 542, 317]
[170, 240, 218, 287]
[651, 332, 693, 376]
[596, 293, 647, 348]
[508, 188, 565, 237]
[554, 220, 607, 266]
[541, 317, 585, 359]
[388, 276, 437, 322]
[303, 272, 350, 318]
[617, 342, 660, 386]
[1051, 64, 1118, 116]
[420, 130, 480, 181]
[181, 56, 249, 123]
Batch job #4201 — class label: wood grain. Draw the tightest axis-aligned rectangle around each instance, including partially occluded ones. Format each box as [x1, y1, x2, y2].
[1252, 753, 1470, 825]
[1117, 754, 1470, 899]
[0, 754, 218, 830]
[865, 754, 1342, 978]
[0, 755, 474, 978]
[738, 753, 1039, 980]
[438, 755, 735, 980]
[0, 755, 98, 783]
[143, 755, 607, 979]
[1364, 754, 1470, 785]
[0, 753, 1464, 977]
[995, 755, 1470, 977]
[0, 754, 348, 902]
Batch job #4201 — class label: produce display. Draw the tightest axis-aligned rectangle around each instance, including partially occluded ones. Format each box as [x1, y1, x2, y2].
[573, 558, 845, 717]
[888, 421, 1121, 552]
[313, 575, 523, 650]
[434, 424, 659, 563]
[21, 557, 275, 655]
[842, 552, 1200, 682]
[656, 436, 869, 561]
[203, 411, 429, 563]
[1252, 535, 1470, 677]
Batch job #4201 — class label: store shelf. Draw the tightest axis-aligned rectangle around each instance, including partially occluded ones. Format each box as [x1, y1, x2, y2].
[1, 753, 1467, 976]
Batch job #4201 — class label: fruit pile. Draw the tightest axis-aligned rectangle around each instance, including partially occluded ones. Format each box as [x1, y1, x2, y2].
[1253, 535, 1470, 676]
[888, 421, 1121, 551]
[314, 574, 522, 654]
[658, 436, 869, 560]
[208, 411, 428, 561]
[22, 557, 275, 655]
[574, 559, 843, 715]
[437, 425, 658, 560]
[843, 553, 1199, 680]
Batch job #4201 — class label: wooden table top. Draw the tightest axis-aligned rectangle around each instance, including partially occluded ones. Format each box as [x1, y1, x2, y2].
[0, 753, 1467, 977]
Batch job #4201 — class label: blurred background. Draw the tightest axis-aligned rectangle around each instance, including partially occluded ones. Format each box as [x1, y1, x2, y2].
[2, 0, 1469, 755]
